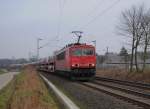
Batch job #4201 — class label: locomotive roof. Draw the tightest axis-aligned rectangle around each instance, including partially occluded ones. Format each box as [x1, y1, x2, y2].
[55, 43, 95, 54]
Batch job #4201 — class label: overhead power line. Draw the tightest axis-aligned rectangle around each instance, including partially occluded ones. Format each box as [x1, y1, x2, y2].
[39, 36, 59, 49]
[57, 0, 66, 40]
[54, 0, 121, 46]
[86, 0, 105, 18]
[79, 0, 121, 30]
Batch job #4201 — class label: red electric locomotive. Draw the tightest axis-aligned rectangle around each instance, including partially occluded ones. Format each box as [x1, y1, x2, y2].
[54, 43, 96, 80]
[38, 31, 96, 80]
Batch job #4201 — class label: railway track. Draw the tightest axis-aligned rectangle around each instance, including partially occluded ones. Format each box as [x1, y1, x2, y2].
[80, 77, 150, 109]
[95, 77, 150, 90]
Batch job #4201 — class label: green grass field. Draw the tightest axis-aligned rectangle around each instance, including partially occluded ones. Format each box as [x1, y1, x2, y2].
[0, 69, 8, 75]
[0, 77, 15, 109]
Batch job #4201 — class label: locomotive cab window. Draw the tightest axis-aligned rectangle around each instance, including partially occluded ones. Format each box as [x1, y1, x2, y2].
[72, 49, 82, 56]
[72, 48, 94, 56]
[82, 49, 94, 56]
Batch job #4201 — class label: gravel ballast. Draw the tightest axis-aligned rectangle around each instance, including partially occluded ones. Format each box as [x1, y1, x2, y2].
[41, 72, 143, 109]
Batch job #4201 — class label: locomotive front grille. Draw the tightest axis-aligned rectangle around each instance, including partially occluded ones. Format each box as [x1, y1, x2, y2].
[71, 68, 96, 77]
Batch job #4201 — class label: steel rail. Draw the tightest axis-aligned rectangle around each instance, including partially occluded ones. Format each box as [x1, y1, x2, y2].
[93, 80, 150, 99]
[81, 82, 150, 109]
[95, 76, 150, 90]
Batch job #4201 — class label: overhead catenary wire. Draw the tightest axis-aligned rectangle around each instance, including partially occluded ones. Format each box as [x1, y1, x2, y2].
[39, 0, 66, 50]
[64, 0, 107, 35]
[59, 0, 121, 41]
[36, 0, 122, 58]
[43, 0, 121, 50]
[38, 39, 58, 49]
[85, 0, 106, 19]
[56, 0, 62, 39]
[57, 0, 66, 40]
[32, 0, 67, 58]
[79, 0, 121, 30]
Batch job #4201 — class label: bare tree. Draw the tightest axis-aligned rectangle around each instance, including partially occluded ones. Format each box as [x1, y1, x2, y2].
[134, 5, 145, 72]
[117, 6, 139, 72]
[141, 11, 150, 72]
[117, 5, 149, 72]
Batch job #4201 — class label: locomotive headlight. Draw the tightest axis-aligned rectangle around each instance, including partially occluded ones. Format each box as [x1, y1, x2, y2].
[89, 63, 95, 67]
[91, 63, 95, 66]
[72, 64, 79, 67]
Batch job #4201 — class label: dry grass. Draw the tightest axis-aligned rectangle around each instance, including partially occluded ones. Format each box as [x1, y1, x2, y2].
[8, 66, 59, 109]
[0, 77, 15, 109]
[96, 68, 150, 83]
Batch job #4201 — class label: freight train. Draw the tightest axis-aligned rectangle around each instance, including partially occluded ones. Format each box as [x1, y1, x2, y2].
[38, 32, 96, 80]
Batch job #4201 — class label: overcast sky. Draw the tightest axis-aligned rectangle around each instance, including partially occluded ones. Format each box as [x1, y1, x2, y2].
[0, 0, 150, 59]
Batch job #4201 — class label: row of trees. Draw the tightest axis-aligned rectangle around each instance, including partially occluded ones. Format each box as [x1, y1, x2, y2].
[118, 5, 150, 72]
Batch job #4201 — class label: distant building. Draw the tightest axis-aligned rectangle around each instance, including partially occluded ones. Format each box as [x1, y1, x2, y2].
[96, 52, 150, 69]
[0, 58, 29, 68]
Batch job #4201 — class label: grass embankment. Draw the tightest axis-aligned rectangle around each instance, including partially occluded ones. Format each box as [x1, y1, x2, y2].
[0, 66, 59, 109]
[0, 69, 8, 75]
[0, 76, 15, 109]
[97, 68, 150, 83]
